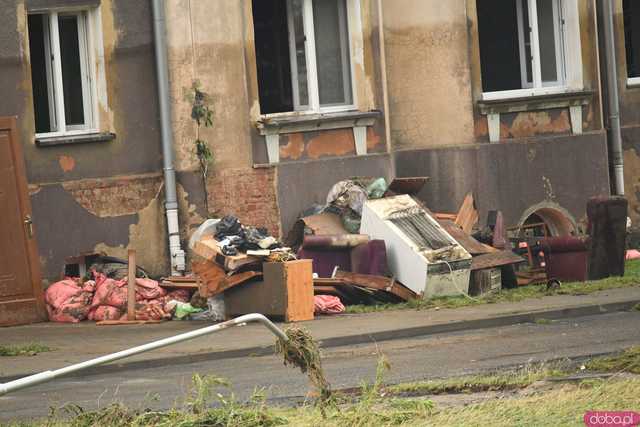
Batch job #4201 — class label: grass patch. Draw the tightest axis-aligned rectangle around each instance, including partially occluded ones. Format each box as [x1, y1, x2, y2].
[388, 366, 563, 396]
[8, 351, 640, 427]
[419, 378, 640, 427]
[585, 346, 640, 374]
[346, 259, 640, 314]
[0, 343, 53, 357]
[534, 318, 553, 325]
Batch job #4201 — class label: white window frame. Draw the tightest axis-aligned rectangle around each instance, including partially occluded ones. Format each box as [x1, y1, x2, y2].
[261, 0, 360, 118]
[30, 8, 103, 139]
[482, 0, 583, 101]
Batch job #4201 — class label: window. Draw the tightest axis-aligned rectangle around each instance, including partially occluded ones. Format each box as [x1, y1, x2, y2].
[252, 0, 355, 115]
[477, 0, 581, 100]
[28, 11, 96, 136]
[624, 0, 640, 85]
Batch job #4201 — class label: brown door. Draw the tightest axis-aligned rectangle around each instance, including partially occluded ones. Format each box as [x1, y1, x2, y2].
[0, 117, 45, 326]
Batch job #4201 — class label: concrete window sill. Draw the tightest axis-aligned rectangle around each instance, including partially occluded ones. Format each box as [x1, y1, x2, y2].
[477, 90, 594, 116]
[35, 132, 116, 147]
[255, 110, 382, 164]
[477, 91, 594, 143]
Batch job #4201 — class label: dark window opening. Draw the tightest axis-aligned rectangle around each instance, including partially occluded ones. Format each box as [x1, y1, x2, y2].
[59, 15, 85, 126]
[477, 0, 523, 92]
[28, 14, 53, 133]
[252, 0, 294, 114]
[624, 0, 640, 79]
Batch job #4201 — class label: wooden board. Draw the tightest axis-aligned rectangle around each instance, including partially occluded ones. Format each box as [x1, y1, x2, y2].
[192, 260, 262, 298]
[471, 251, 526, 271]
[97, 320, 164, 326]
[334, 271, 417, 301]
[193, 238, 261, 271]
[438, 219, 492, 256]
[455, 192, 479, 234]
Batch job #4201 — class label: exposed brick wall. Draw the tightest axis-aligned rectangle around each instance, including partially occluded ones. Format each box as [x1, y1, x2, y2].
[61, 173, 164, 218]
[206, 167, 281, 237]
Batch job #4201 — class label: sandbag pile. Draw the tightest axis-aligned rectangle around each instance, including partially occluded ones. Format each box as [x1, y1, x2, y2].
[45, 272, 192, 323]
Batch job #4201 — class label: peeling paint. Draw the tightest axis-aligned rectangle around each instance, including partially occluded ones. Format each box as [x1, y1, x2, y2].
[63, 175, 163, 218]
[58, 155, 76, 172]
[280, 133, 305, 161]
[306, 130, 356, 159]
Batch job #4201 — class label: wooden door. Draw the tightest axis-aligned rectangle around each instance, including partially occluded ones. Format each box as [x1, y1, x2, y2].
[0, 117, 45, 326]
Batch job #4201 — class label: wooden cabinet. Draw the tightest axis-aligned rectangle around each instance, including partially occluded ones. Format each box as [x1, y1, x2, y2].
[225, 260, 314, 322]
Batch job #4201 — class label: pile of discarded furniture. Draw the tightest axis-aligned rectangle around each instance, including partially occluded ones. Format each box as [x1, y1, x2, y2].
[45, 175, 629, 324]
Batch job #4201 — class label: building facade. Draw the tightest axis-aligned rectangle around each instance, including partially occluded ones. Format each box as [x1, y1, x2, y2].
[0, 0, 628, 283]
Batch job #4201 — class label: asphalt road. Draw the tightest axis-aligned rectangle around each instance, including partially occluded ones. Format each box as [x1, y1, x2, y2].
[2, 311, 640, 423]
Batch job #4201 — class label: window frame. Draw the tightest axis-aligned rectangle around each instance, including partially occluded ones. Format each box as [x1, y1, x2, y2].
[29, 8, 101, 139]
[480, 0, 583, 101]
[260, 0, 360, 119]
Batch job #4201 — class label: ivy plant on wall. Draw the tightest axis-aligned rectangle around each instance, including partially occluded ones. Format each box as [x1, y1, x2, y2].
[186, 80, 214, 215]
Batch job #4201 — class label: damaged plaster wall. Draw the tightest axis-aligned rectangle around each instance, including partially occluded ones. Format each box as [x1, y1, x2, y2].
[382, 0, 475, 150]
[163, 0, 283, 238]
[0, 0, 170, 281]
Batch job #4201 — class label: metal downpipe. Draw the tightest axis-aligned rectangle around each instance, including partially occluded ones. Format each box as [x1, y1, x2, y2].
[602, 0, 625, 196]
[152, 0, 186, 274]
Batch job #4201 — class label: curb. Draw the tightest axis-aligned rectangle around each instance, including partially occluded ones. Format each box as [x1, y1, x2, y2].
[1, 299, 639, 384]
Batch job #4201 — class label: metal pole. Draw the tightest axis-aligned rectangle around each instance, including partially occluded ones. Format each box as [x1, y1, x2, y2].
[0, 314, 288, 396]
[602, 0, 625, 196]
[151, 0, 186, 274]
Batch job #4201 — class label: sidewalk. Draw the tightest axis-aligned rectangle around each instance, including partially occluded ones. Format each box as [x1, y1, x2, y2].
[1, 287, 640, 382]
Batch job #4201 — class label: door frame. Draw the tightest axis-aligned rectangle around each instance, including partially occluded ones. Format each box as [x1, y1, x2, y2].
[0, 116, 46, 322]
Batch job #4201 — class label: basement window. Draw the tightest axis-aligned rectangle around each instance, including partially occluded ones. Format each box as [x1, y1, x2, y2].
[252, 0, 355, 115]
[28, 11, 98, 137]
[624, 0, 640, 86]
[477, 0, 582, 101]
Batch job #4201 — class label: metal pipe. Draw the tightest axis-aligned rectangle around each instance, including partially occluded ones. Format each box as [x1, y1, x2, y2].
[377, 0, 393, 176]
[0, 314, 288, 396]
[152, 0, 186, 274]
[602, 0, 625, 196]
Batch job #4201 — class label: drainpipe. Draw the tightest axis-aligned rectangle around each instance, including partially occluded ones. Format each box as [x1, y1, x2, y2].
[152, 0, 186, 275]
[377, 0, 394, 178]
[602, 0, 625, 196]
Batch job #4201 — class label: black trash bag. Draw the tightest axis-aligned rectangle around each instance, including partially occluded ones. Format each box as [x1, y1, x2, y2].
[243, 227, 269, 250]
[215, 215, 243, 240]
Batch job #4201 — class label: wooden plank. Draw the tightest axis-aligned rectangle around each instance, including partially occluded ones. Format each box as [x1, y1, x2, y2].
[193, 239, 261, 271]
[438, 219, 492, 256]
[193, 260, 262, 298]
[334, 271, 417, 301]
[471, 251, 526, 271]
[97, 320, 164, 326]
[127, 249, 136, 321]
[455, 192, 479, 234]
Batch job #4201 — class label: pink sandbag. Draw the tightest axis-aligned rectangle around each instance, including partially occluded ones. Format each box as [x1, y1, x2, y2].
[314, 295, 345, 315]
[626, 249, 640, 261]
[136, 301, 172, 321]
[88, 305, 125, 321]
[45, 279, 95, 323]
[135, 278, 167, 300]
[91, 274, 128, 309]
